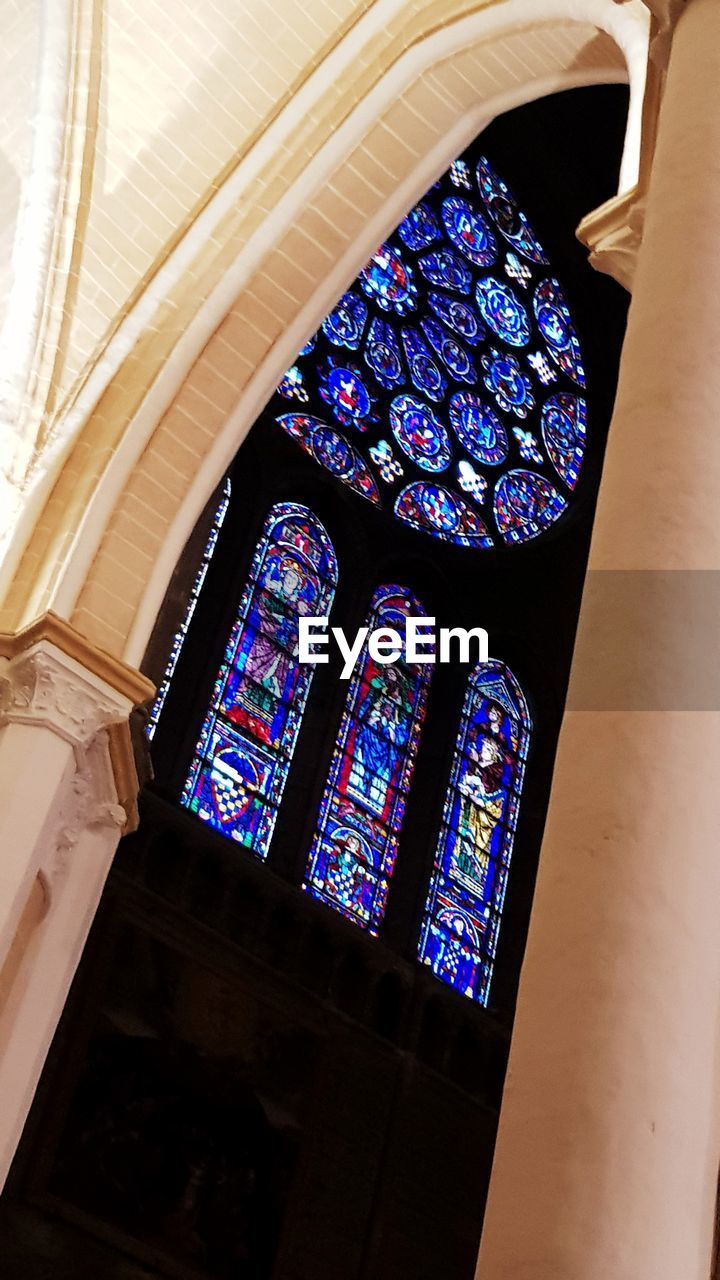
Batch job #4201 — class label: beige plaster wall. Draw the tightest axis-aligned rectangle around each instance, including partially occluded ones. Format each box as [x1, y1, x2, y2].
[0, 0, 40, 333]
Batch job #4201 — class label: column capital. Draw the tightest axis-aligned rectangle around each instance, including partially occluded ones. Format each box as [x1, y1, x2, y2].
[0, 611, 154, 707]
[0, 645, 130, 748]
[577, 185, 647, 292]
[0, 611, 154, 829]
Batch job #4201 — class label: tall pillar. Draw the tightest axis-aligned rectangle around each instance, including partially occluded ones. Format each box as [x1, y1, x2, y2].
[477, 3, 720, 1279]
[0, 614, 152, 1185]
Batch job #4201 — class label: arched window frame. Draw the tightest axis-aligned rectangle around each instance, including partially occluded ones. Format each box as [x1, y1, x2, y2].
[303, 583, 431, 935]
[418, 659, 531, 1006]
[180, 502, 337, 860]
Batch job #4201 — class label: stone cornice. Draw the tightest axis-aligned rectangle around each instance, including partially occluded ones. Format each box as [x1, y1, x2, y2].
[0, 645, 130, 749]
[0, 611, 154, 706]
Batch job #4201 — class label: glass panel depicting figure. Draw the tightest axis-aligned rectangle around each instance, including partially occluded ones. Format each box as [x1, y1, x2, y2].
[304, 586, 431, 935]
[418, 661, 530, 1005]
[147, 477, 232, 742]
[181, 504, 337, 858]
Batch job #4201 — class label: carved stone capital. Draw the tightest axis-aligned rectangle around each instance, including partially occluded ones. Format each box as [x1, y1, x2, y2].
[577, 186, 647, 292]
[0, 643, 130, 748]
[0, 615, 152, 852]
[41, 730, 129, 901]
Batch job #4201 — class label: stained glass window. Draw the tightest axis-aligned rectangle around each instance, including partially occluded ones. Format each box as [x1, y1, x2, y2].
[147, 477, 232, 742]
[418, 661, 530, 1005]
[268, 149, 587, 548]
[181, 504, 337, 858]
[303, 586, 431, 934]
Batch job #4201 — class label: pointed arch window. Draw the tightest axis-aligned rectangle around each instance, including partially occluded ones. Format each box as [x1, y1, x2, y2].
[303, 585, 431, 934]
[181, 503, 337, 859]
[418, 660, 530, 1005]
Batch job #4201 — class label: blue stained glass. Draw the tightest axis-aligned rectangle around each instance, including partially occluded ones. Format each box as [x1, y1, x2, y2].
[299, 333, 317, 356]
[541, 392, 586, 489]
[449, 392, 508, 466]
[504, 251, 532, 288]
[533, 279, 585, 386]
[395, 482, 494, 547]
[397, 200, 442, 251]
[270, 141, 588, 549]
[481, 349, 535, 418]
[418, 661, 531, 1006]
[277, 413, 381, 505]
[457, 460, 487, 504]
[401, 327, 446, 401]
[389, 394, 452, 472]
[475, 278, 530, 348]
[318, 358, 376, 429]
[417, 249, 472, 294]
[364, 316, 405, 390]
[512, 427, 544, 465]
[427, 291, 484, 345]
[303, 585, 431, 935]
[277, 364, 309, 403]
[147, 478, 231, 742]
[421, 317, 475, 384]
[369, 438, 404, 483]
[493, 469, 567, 544]
[475, 155, 548, 264]
[527, 350, 555, 385]
[441, 196, 497, 267]
[360, 244, 418, 315]
[181, 504, 337, 855]
[450, 159, 472, 189]
[321, 291, 368, 350]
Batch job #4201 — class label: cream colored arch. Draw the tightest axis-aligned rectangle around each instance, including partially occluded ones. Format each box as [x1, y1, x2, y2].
[0, 0, 649, 669]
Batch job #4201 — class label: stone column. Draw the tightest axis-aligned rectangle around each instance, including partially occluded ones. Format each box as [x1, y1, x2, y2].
[477, 3, 720, 1279]
[0, 614, 152, 1185]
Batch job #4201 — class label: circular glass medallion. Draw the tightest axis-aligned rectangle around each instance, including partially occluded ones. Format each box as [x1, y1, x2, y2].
[441, 197, 496, 267]
[322, 291, 368, 349]
[541, 393, 587, 489]
[390, 394, 452, 472]
[395, 481, 494, 547]
[427, 292, 483, 344]
[360, 244, 417, 314]
[493, 469, 567, 544]
[533, 279, 585, 385]
[364, 316, 404, 390]
[449, 392, 508, 465]
[481, 351, 534, 418]
[319, 362, 373, 429]
[401, 329, 446, 402]
[397, 200, 441, 251]
[418, 249, 472, 294]
[475, 278, 530, 348]
[311, 425, 355, 478]
[475, 156, 548, 264]
[421, 318, 474, 383]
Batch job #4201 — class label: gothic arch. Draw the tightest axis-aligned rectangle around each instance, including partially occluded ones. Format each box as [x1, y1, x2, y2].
[0, 0, 648, 670]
